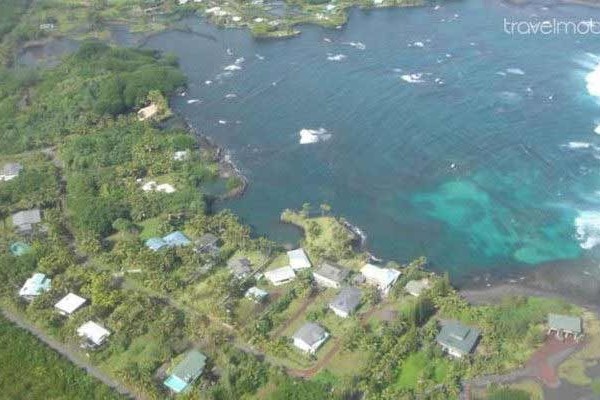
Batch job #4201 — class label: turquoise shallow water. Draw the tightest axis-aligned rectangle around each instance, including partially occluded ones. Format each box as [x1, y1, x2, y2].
[145, 0, 600, 276]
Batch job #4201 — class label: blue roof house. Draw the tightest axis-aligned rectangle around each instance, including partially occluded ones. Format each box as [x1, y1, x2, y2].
[145, 237, 167, 251]
[19, 273, 51, 300]
[163, 231, 191, 247]
[164, 349, 207, 393]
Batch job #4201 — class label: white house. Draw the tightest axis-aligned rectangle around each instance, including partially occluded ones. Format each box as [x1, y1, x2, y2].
[287, 248, 311, 270]
[54, 293, 87, 316]
[77, 321, 111, 348]
[360, 263, 401, 296]
[292, 322, 329, 354]
[264, 266, 296, 286]
[1, 163, 22, 181]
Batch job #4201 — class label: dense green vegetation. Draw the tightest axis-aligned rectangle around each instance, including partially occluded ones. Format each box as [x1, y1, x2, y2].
[0, 315, 123, 400]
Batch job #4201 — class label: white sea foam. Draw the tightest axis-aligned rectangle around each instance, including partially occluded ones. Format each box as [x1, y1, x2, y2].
[401, 73, 424, 83]
[205, 80, 213, 85]
[224, 64, 242, 71]
[327, 53, 347, 61]
[575, 211, 600, 249]
[235, 57, 245, 65]
[564, 141, 593, 149]
[187, 99, 201, 104]
[586, 58, 600, 99]
[343, 41, 366, 50]
[255, 54, 265, 60]
[506, 68, 525, 75]
[299, 128, 332, 144]
[225, 93, 237, 99]
[410, 41, 425, 48]
[595, 125, 600, 135]
[218, 120, 228, 125]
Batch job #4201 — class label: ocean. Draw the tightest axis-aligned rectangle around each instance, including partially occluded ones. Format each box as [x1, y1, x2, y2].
[143, 0, 600, 278]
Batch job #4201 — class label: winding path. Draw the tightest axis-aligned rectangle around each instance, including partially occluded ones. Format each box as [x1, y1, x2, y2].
[1, 309, 139, 399]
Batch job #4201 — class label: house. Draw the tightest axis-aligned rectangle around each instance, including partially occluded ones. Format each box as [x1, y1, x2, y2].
[329, 287, 361, 318]
[228, 257, 252, 279]
[54, 293, 87, 316]
[19, 273, 51, 300]
[1, 163, 22, 181]
[436, 322, 480, 358]
[77, 321, 111, 348]
[293, 322, 329, 354]
[264, 266, 296, 286]
[287, 248, 311, 270]
[173, 150, 189, 161]
[548, 314, 583, 341]
[12, 209, 42, 234]
[145, 231, 191, 251]
[163, 349, 207, 394]
[405, 278, 431, 297]
[360, 263, 401, 296]
[245, 286, 268, 303]
[313, 262, 349, 289]
[194, 233, 220, 254]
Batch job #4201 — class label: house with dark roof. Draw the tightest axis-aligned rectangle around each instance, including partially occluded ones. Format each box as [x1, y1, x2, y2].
[436, 322, 480, 358]
[194, 233, 220, 254]
[313, 262, 349, 289]
[0, 163, 22, 181]
[163, 349, 207, 394]
[228, 257, 252, 279]
[548, 314, 583, 341]
[329, 287, 361, 318]
[293, 322, 329, 354]
[12, 209, 42, 234]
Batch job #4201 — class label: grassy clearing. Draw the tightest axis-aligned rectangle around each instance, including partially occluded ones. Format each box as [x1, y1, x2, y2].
[559, 311, 600, 386]
[0, 315, 123, 400]
[395, 352, 450, 390]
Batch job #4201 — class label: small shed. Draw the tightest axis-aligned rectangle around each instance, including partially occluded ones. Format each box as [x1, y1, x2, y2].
[287, 248, 312, 270]
[1, 163, 22, 181]
[245, 286, 268, 303]
[264, 266, 296, 286]
[12, 209, 42, 234]
[54, 293, 87, 316]
[19, 273, 51, 300]
[77, 321, 111, 348]
[163, 349, 207, 394]
[548, 314, 583, 341]
[292, 322, 329, 354]
[329, 287, 361, 318]
[436, 322, 480, 358]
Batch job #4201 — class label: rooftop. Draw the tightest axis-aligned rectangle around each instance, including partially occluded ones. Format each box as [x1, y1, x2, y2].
[287, 248, 311, 270]
[360, 263, 401, 288]
[2, 162, 22, 176]
[436, 322, 480, 356]
[19, 273, 51, 297]
[548, 314, 582, 334]
[166, 349, 207, 392]
[329, 287, 361, 314]
[293, 322, 328, 346]
[12, 209, 41, 227]
[163, 231, 191, 247]
[245, 286, 268, 300]
[264, 266, 296, 284]
[54, 293, 87, 315]
[77, 321, 110, 346]
[314, 262, 349, 284]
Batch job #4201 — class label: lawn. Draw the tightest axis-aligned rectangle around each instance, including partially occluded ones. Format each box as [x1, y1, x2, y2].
[0, 315, 123, 400]
[395, 352, 450, 390]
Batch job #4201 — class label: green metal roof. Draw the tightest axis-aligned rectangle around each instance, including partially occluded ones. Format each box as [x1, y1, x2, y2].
[171, 349, 207, 384]
[548, 314, 582, 334]
[436, 322, 480, 356]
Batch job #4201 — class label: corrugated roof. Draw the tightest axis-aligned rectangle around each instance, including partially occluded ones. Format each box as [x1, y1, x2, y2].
[287, 248, 311, 270]
[19, 273, 51, 297]
[314, 262, 349, 284]
[171, 349, 207, 384]
[12, 209, 41, 227]
[360, 264, 401, 288]
[163, 231, 191, 247]
[548, 314, 582, 334]
[329, 287, 361, 314]
[54, 293, 87, 315]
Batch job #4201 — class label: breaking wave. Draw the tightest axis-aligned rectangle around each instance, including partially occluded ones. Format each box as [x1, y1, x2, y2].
[575, 211, 600, 249]
[299, 128, 332, 144]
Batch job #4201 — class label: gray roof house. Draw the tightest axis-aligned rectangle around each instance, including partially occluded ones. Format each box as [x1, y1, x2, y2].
[548, 314, 583, 341]
[12, 209, 42, 234]
[194, 233, 220, 254]
[329, 287, 361, 318]
[436, 322, 480, 358]
[228, 257, 252, 278]
[313, 262, 349, 289]
[292, 322, 329, 354]
[1, 163, 22, 181]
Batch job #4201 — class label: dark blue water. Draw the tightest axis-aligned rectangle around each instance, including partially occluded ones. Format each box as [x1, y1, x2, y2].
[145, 0, 600, 276]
